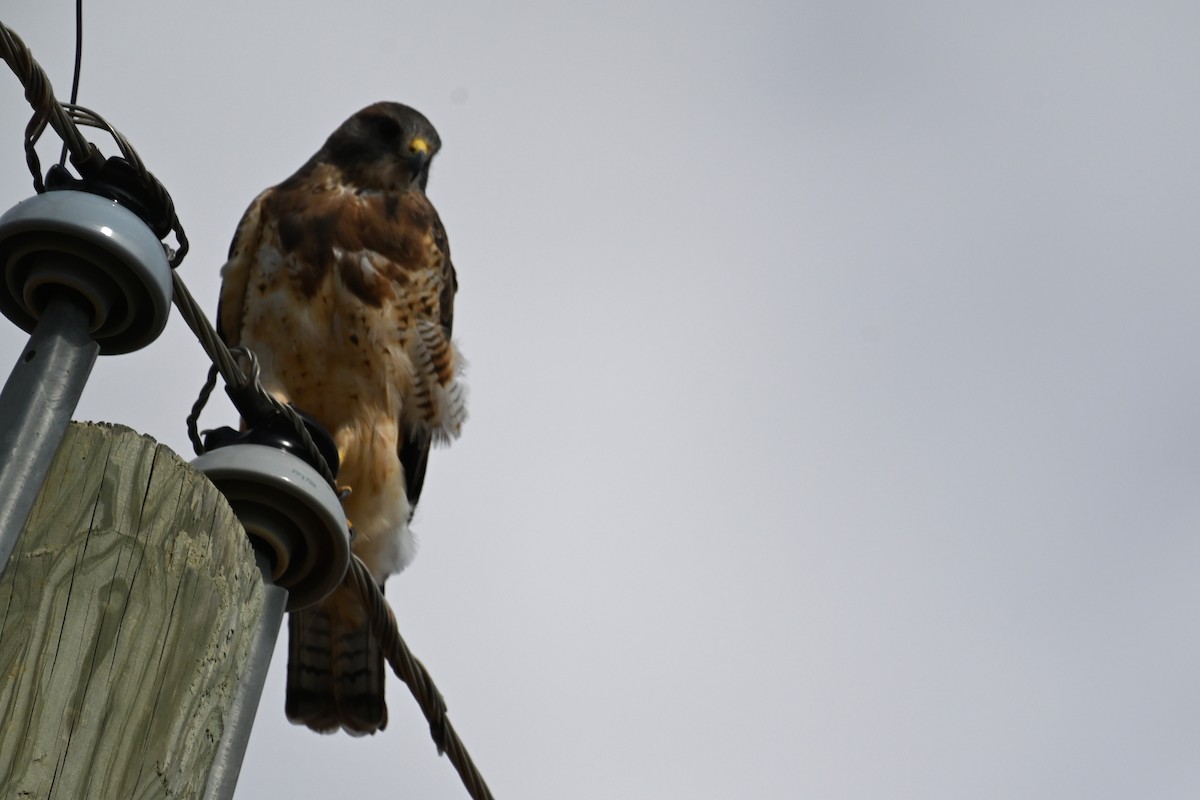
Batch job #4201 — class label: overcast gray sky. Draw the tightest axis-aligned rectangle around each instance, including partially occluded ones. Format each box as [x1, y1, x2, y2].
[3, 1, 1200, 797]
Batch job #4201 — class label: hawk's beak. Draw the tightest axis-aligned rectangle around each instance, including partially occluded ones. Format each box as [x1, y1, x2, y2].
[408, 137, 431, 175]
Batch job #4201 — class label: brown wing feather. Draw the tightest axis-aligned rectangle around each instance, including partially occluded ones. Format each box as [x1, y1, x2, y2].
[398, 210, 457, 511]
[434, 214, 457, 338]
[217, 190, 272, 347]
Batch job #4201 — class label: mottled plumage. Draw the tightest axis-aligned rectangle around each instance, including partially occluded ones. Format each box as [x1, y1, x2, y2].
[218, 102, 465, 735]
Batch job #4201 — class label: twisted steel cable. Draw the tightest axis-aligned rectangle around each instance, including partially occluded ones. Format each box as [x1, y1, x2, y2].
[0, 21, 91, 176]
[347, 557, 496, 800]
[1, 21, 188, 266]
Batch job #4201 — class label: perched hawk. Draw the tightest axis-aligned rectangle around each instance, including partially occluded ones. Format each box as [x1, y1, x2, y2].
[218, 102, 466, 735]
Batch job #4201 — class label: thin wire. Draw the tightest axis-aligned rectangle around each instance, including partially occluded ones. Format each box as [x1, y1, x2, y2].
[187, 363, 220, 455]
[57, 0, 83, 169]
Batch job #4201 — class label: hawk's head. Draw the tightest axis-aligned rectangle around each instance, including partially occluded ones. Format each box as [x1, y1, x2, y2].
[320, 102, 442, 193]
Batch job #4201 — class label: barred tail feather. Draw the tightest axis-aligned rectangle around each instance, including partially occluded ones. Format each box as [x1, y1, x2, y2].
[286, 589, 388, 736]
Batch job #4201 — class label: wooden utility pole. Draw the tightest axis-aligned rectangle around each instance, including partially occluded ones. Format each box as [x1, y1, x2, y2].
[0, 422, 265, 798]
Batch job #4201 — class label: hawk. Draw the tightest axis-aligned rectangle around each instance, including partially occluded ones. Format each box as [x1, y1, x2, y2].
[217, 102, 466, 735]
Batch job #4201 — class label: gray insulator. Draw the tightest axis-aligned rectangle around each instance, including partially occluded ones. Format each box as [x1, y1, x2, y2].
[191, 443, 352, 611]
[0, 190, 172, 355]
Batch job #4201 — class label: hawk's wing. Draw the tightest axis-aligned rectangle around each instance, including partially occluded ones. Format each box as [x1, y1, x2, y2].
[217, 189, 272, 348]
[398, 212, 457, 511]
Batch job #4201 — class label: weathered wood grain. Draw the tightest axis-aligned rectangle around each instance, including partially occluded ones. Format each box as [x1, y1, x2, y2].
[0, 422, 264, 799]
